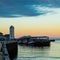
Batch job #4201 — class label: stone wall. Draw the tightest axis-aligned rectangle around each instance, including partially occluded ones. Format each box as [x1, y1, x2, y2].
[6, 42, 18, 60]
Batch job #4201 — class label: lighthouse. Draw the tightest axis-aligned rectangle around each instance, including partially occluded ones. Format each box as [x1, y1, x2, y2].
[10, 25, 14, 40]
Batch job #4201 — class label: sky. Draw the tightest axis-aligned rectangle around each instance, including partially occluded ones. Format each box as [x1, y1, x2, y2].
[0, 0, 60, 38]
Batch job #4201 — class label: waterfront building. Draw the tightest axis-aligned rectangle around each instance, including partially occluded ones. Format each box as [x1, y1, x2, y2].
[0, 32, 3, 37]
[4, 34, 10, 40]
[0, 32, 5, 41]
[10, 25, 14, 40]
[0, 32, 3, 40]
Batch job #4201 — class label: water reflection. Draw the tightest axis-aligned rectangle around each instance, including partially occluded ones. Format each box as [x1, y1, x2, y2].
[16, 44, 50, 60]
[13, 41, 60, 60]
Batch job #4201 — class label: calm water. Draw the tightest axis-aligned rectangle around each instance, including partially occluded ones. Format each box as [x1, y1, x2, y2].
[16, 40, 60, 60]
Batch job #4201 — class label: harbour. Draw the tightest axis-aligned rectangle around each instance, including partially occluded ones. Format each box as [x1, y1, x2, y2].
[0, 40, 59, 60]
[0, 39, 51, 60]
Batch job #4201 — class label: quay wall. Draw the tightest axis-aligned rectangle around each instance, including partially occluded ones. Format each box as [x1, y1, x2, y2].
[6, 42, 18, 60]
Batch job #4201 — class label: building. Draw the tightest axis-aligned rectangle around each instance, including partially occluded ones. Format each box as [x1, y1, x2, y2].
[4, 34, 10, 40]
[0, 32, 3, 37]
[0, 32, 5, 41]
[10, 25, 14, 40]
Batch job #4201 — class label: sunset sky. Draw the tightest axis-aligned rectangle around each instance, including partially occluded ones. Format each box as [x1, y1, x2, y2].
[0, 0, 60, 38]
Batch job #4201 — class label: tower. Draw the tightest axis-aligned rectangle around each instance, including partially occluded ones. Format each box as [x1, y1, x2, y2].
[10, 25, 14, 40]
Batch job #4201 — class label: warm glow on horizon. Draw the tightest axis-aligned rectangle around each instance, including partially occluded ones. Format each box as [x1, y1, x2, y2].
[15, 26, 60, 38]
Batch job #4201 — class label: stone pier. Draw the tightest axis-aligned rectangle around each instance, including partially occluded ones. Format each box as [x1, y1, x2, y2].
[6, 42, 18, 60]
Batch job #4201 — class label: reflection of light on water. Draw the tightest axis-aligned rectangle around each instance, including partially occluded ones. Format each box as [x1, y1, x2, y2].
[16, 41, 60, 60]
[17, 56, 60, 60]
[18, 45, 50, 57]
[49, 41, 60, 57]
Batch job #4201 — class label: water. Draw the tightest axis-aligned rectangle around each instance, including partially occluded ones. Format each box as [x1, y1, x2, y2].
[16, 40, 60, 60]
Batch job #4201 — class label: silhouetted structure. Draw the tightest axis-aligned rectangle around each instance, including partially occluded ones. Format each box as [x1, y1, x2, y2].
[10, 25, 14, 40]
[18, 36, 50, 47]
[6, 42, 18, 60]
[0, 32, 5, 41]
[4, 34, 10, 40]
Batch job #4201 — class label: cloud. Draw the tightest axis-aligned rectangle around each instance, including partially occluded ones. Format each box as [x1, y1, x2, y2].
[0, 0, 60, 17]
